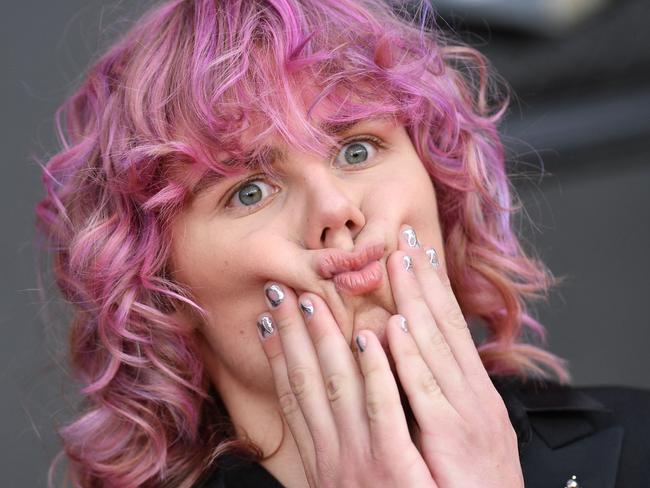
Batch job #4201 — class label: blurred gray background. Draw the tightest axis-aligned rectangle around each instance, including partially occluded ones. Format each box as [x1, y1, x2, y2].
[2, 0, 649, 486]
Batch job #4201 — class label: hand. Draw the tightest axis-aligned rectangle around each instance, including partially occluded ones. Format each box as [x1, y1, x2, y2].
[388, 225, 524, 488]
[256, 280, 436, 487]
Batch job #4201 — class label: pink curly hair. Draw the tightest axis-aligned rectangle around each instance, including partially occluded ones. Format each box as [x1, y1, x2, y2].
[34, 0, 570, 486]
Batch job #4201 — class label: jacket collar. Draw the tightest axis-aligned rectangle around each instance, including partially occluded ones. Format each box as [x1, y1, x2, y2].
[490, 375, 624, 488]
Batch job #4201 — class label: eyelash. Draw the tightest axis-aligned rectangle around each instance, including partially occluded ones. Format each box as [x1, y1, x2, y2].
[223, 135, 387, 212]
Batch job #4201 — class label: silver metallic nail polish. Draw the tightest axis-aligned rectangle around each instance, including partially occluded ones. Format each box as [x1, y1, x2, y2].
[403, 255, 413, 272]
[299, 299, 314, 317]
[425, 247, 440, 268]
[402, 228, 420, 248]
[257, 315, 275, 339]
[399, 315, 409, 333]
[356, 334, 367, 352]
[265, 284, 284, 307]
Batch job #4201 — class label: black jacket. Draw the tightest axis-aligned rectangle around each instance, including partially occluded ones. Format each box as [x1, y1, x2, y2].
[198, 375, 650, 487]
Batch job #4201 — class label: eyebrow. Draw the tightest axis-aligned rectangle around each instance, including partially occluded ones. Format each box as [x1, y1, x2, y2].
[190, 118, 377, 197]
[190, 147, 283, 197]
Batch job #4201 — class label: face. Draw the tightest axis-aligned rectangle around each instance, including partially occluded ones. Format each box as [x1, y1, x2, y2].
[169, 115, 445, 395]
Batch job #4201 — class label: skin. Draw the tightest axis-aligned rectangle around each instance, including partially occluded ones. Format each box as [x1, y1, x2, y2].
[169, 115, 523, 487]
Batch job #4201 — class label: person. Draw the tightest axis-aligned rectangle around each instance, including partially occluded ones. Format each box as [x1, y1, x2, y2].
[34, 0, 650, 487]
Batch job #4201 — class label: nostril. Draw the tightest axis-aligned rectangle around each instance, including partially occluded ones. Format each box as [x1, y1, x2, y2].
[320, 220, 357, 243]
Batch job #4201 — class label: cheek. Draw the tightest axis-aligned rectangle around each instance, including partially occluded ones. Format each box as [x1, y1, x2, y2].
[372, 157, 441, 252]
[176, 234, 262, 294]
[369, 161, 438, 221]
[170, 221, 299, 322]
[171, 225, 291, 374]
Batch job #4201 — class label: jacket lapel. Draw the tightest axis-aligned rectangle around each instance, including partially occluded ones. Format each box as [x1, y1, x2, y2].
[491, 376, 624, 488]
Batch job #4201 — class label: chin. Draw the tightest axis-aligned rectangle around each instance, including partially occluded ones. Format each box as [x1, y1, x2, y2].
[348, 299, 394, 352]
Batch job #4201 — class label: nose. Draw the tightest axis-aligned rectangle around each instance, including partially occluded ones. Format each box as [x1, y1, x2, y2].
[301, 166, 365, 251]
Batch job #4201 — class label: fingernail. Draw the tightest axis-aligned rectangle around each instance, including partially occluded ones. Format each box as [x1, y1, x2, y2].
[403, 254, 413, 272]
[257, 315, 275, 340]
[398, 315, 409, 333]
[299, 298, 314, 319]
[264, 283, 284, 307]
[402, 227, 420, 248]
[425, 247, 440, 268]
[356, 334, 367, 352]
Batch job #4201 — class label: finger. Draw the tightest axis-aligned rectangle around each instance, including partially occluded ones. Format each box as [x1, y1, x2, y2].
[263, 282, 339, 455]
[355, 329, 415, 457]
[385, 314, 459, 430]
[297, 292, 370, 452]
[401, 225, 495, 396]
[389, 238, 472, 412]
[255, 312, 317, 475]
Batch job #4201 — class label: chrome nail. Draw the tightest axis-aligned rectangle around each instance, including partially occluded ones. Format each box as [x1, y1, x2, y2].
[399, 315, 409, 333]
[299, 299, 314, 318]
[265, 283, 284, 307]
[403, 255, 413, 272]
[425, 247, 440, 268]
[356, 334, 367, 352]
[402, 227, 420, 248]
[256, 315, 275, 340]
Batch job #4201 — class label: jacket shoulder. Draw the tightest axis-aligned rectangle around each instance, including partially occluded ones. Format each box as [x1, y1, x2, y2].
[575, 383, 650, 420]
[493, 376, 650, 487]
[576, 384, 650, 486]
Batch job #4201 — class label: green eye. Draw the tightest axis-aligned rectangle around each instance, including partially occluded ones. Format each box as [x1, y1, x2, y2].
[238, 183, 262, 205]
[334, 136, 385, 168]
[226, 179, 276, 209]
[343, 142, 369, 165]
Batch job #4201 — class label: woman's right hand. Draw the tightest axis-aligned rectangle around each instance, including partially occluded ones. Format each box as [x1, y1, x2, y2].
[257, 281, 436, 488]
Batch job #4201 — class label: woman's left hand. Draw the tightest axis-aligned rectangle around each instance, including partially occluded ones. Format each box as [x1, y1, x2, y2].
[386, 224, 524, 488]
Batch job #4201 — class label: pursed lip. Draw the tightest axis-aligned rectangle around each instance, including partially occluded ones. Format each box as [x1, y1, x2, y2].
[315, 241, 386, 296]
[316, 241, 386, 279]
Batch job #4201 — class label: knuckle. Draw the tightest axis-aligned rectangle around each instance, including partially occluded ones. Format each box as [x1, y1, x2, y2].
[494, 400, 514, 431]
[361, 360, 392, 420]
[472, 398, 514, 439]
[324, 373, 346, 403]
[475, 387, 510, 426]
[442, 301, 467, 330]
[454, 324, 473, 342]
[419, 371, 442, 397]
[287, 365, 312, 399]
[493, 396, 510, 419]
[428, 329, 452, 355]
[366, 391, 386, 420]
[278, 390, 299, 417]
[485, 385, 507, 408]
